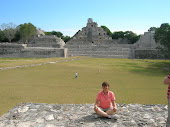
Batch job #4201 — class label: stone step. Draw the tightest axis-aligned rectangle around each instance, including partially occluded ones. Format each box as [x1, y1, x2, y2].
[68, 48, 130, 51]
[28, 44, 61, 47]
[68, 51, 130, 55]
[70, 54, 130, 58]
[65, 44, 133, 48]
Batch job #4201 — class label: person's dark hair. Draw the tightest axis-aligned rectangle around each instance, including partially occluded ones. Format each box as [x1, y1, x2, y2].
[102, 82, 109, 87]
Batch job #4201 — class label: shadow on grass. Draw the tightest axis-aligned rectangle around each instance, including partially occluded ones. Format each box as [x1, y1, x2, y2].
[124, 61, 170, 76]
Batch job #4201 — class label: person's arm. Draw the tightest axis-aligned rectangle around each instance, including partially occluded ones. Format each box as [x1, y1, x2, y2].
[164, 74, 170, 84]
[111, 100, 118, 112]
[94, 100, 99, 112]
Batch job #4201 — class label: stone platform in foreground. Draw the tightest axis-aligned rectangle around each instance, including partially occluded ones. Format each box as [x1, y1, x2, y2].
[0, 103, 167, 127]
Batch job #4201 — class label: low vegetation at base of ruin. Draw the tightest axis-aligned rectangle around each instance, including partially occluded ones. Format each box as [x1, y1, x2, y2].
[0, 56, 170, 116]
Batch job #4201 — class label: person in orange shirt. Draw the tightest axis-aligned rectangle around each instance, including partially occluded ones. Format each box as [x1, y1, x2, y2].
[94, 82, 118, 119]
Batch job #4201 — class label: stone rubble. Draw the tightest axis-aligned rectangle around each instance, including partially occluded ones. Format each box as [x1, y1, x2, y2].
[0, 103, 167, 127]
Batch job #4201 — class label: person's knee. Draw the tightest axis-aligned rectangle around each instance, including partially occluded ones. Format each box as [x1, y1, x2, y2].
[114, 108, 118, 113]
[107, 108, 118, 115]
[94, 107, 98, 113]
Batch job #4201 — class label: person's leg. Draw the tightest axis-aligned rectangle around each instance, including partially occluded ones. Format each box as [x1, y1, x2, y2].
[95, 107, 109, 117]
[106, 109, 116, 115]
[166, 98, 170, 127]
[106, 108, 117, 115]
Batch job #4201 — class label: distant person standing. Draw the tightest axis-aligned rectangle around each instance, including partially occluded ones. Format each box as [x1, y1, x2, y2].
[164, 74, 170, 127]
[98, 69, 100, 73]
[75, 73, 78, 78]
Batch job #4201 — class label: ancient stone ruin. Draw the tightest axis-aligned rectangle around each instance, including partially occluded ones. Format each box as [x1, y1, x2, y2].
[0, 35, 67, 58]
[0, 18, 164, 59]
[28, 35, 65, 48]
[0, 103, 167, 127]
[134, 31, 162, 59]
[65, 18, 162, 59]
[68, 18, 115, 45]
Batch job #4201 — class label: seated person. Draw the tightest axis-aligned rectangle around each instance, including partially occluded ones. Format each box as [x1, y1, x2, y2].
[94, 81, 118, 119]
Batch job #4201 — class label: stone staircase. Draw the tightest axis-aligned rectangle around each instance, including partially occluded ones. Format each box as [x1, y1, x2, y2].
[28, 35, 65, 48]
[65, 44, 134, 58]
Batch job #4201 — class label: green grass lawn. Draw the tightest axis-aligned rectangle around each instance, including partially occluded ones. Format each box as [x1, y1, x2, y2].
[0, 57, 170, 116]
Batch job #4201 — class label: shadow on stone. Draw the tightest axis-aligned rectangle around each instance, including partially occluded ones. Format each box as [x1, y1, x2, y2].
[74, 113, 117, 124]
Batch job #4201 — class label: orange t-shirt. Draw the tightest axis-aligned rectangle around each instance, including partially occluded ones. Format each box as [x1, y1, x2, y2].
[96, 91, 115, 109]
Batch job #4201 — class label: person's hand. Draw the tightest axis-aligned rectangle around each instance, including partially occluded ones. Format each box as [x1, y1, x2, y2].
[94, 105, 98, 112]
[113, 107, 118, 112]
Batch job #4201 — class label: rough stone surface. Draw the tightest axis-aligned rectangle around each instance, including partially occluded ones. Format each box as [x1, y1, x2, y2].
[0, 103, 167, 127]
[135, 31, 157, 49]
[134, 49, 164, 59]
[65, 18, 161, 59]
[65, 44, 134, 58]
[28, 35, 65, 48]
[68, 18, 115, 45]
[0, 43, 67, 58]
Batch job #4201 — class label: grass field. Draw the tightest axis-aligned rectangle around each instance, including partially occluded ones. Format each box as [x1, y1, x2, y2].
[0, 56, 170, 116]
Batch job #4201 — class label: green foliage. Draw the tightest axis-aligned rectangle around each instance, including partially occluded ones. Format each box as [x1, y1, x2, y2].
[62, 36, 71, 43]
[112, 31, 125, 39]
[0, 22, 17, 43]
[148, 27, 157, 32]
[0, 29, 7, 42]
[52, 31, 63, 38]
[18, 23, 37, 43]
[45, 30, 71, 42]
[112, 31, 140, 44]
[44, 32, 52, 35]
[12, 30, 20, 42]
[154, 23, 170, 58]
[124, 31, 140, 44]
[45, 31, 63, 38]
[101, 26, 112, 36]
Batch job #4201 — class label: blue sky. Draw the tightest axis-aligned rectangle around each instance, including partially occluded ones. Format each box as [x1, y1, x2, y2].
[0, 0, 170, 36]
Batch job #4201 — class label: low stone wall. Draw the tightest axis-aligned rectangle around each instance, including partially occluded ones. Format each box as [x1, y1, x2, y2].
[0, 103, 167, 127]
[0, 43, 67, 58]
[21, 47, 67, 58]
[134, 49, 164, 59]
[65, 44, 133, 58]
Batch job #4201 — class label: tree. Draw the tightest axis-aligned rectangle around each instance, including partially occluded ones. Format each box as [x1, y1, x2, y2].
[51, 31, 63, 38]
[12, 30, 20, 42]
[112, 31, 125, 39]
[18, 23, 37, 43]
[101, 26, 112, 36]
[45, 31, 64, 38]
[62, 36, 71, 43]
[148, 27, 157, 32]
[0, 22, 17, 43]
[124, 31, 140, 44]
[112, 31, 139, 44]
[154, 23, 170, 58]
[0, 29, 4, 42]
[45, 32, 52, 35]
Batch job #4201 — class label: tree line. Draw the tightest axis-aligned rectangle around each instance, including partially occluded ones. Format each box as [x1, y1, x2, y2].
[153, 23, 170, 58]
[101, 26, 140, 44]
[0, 22, 71, 43]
